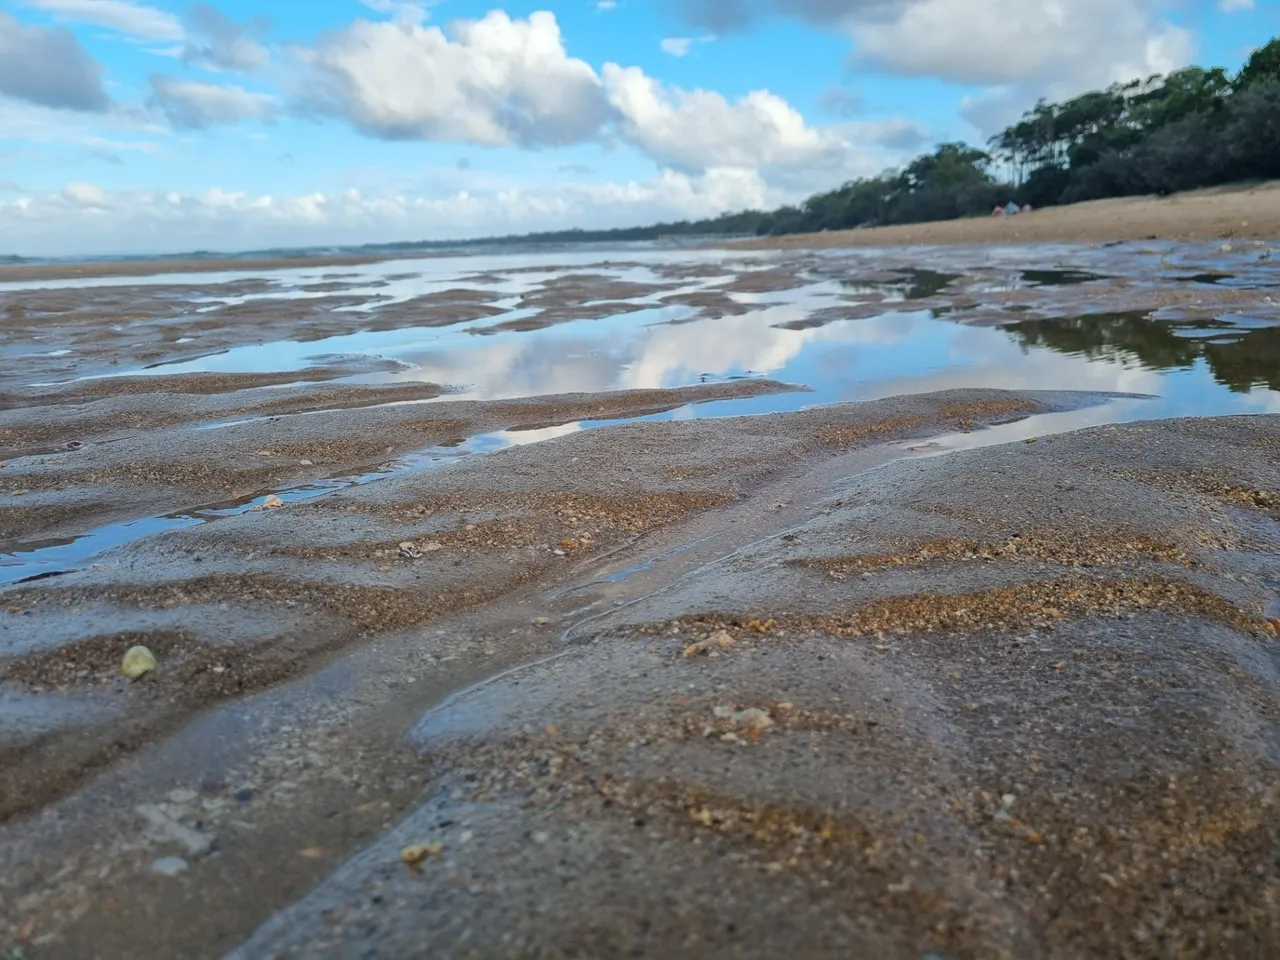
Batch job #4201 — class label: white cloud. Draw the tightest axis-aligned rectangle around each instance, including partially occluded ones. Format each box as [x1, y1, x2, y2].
[596, 1, 617, 9]
[659, 35, 714, 57]
[147, 75, 276, 129]
[61, 180, 108, 206]
[290, 7, 883, 191]
[849, 0, 1192, 89]
[26, 0, 184, 42]
[602, 64, 854, 172]
[958, 15, 1193, 138]
[0, 11, 109, 111]
[674, 0, 1194, 127]
[299, 10, 610, 146]
[0, 167, 789, 257]
[1219, 0, 1253, 10]
[0, 99, 167, 173]
[182, 5, 270, 73]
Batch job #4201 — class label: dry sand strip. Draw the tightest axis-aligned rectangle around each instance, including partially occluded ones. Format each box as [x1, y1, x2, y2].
[735, 180, 1280, 250]
[0, 392, 1276, 959]
[0, 252, 418, 284]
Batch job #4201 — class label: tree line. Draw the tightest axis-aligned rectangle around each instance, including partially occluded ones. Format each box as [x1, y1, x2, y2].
[752, 37, 1280, 235]
[389, 38, 1280, 249]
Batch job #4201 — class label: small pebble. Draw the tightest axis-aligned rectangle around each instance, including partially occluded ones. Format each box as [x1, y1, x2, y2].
[151, 857, 189, 877]
[400, 842, 443, 868]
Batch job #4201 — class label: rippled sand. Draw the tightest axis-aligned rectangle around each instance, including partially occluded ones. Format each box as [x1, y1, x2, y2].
[1, 242, 1277, 959]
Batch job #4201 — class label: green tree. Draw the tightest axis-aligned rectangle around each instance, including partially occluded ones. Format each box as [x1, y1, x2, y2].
[1223, 80, 1280, 179]
[1236, 38, 1280, 88]
[1133, 66, 1231, 127]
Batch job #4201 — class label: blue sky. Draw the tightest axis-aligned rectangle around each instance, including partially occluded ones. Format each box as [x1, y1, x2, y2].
[0, 0, 1274, 256]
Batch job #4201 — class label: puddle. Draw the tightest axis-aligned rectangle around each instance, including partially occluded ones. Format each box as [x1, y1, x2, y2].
[0, 401, 758, 585]
[1018, 268, 1107, 286]
[0, 686, 127, 744]
[1001, 312, 1280, 394]
[12, 243, 1279, 420]
[4, 240, 1280, 582]
[0, 439, 482, 585]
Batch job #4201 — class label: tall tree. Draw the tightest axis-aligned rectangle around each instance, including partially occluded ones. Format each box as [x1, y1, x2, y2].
[1236, 38, 1280, 88]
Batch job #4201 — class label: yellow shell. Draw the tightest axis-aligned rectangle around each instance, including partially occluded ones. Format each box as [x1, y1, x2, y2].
[121, 645, 157, 680]
[399, 842, 442, 867]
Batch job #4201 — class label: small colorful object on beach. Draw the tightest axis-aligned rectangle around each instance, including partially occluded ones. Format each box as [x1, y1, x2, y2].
[122, 645, 157, 680]
[400, 842, 443, 870]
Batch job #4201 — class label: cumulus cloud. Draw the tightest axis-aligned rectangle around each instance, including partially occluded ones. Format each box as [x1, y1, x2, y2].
[0, 168, 785, 257]
[671, 0, 1193, 97]
[26, 0, 184, 41]
[849, 0, 1192, 89]
[291, 7, 881, 185]
[0, 12, 109, 111]
[299, 10, 611, 146]
[602, 64, 852, 172]
[182, 4, 270, 73]
[147, 75, 276, 128]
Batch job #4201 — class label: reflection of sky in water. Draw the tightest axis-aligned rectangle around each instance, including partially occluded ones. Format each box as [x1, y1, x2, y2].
[127, 279, 1280, 426]
[25, 241, 1280, 430]
[8, 243, 1280, 582]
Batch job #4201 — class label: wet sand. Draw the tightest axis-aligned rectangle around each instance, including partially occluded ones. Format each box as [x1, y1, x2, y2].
[1, 244, 1278, 959]
[0, 254, 411, 284]
[0, 398, 1276, 959]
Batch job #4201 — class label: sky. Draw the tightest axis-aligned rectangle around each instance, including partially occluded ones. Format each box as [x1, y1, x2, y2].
[0, 0, 1274, 256]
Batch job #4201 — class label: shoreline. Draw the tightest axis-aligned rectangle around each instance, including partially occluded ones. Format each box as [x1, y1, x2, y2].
[733, 179, 1280, 250]
[0, 251, 434, 284]
[5, 181, 1280, 284]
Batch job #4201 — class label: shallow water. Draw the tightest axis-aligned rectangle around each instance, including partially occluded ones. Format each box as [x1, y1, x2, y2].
[3, 240, 1279, 582]
[32, 241, 1279, 418]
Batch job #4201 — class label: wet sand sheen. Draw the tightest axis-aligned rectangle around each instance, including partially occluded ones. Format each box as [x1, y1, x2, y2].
[0, 241, 1278, 959]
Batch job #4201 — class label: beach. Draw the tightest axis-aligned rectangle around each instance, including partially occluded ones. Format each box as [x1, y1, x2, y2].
[738, 180, 1280, 249]
[1, 233, 1277, 958]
